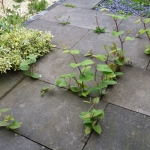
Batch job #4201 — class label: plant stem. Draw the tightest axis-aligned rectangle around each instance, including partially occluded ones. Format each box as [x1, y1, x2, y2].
[140, 16, 150, 42]
[114, 19, 124, 50]
[95, 13, 100, 28]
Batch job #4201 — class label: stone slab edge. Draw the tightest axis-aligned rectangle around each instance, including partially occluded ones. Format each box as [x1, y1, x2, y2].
[25, 0, 66, 25]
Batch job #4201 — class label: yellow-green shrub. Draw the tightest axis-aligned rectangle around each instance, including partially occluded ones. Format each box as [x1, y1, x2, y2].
[0, 27, 54, 73]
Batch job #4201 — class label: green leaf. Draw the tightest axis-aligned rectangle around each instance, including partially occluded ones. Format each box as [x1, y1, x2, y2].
[60, 73, 76, 78]
[82, 90, 90, 97]
[84, 120, 93, 124]
[27, 54, 37, 64]
[134, 19, 141, 24]
[81, 60, 94, 66]
[70, 50, 80, 54]
[0, 108, 10, 113]
[4, 115, 15, 121]
[107, 14, 127, 20]
[103, 80, 117, 85]
[138, 29, 147, 34]
[97, 64, 113, 73]
[144, 18, 150, 24]
[0, 121, 10, 127]
[56, 79, 68, 87]
[79, 73, 94, 82]
[19, 61, 29, 71]
[92, 125, 102, 134]
[70, 63, 81, 68]
[93, 54, 107, 61]
[85, 126, 92, 134]
[30, 73, 40, 79]
[92, 97, 100, 104]
[115, 72, 123, 76]
[70, 86, 79, 92]
[6, 121, 21, 129]
[92, 109, 104, 118]
[111, 30, 124, 37]
[63, 50, 70, 53]
[125, 37, 135, 41]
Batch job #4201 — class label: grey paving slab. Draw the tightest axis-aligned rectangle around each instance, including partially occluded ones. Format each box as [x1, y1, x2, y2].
[116, 15, 150, 40]
[26, 19, 89, 49]
[73, 31, 150, 69]
[0, 78, 107, 150]
[0, 71, 24, 99]
[102, 66, 150, 116]
[34, 48, 89, 83]
[61, 0, 100, 9]
[0, 129, 50, 150]
[84, 104, 150, 150]
[56, 8, 114, 30]
[40, 5, 72, 22]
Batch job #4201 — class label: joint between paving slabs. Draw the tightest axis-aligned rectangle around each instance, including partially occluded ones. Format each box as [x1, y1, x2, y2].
[82, 103, 109, 150]
[0, 76, 26, 101]
[10, 129, 53, 150]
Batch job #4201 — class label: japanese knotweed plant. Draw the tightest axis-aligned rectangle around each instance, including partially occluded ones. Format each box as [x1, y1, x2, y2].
[42, 43, 129, 134]
[19, 54, 40, 79]
[134, 17, 150, 54]
[0, 108, 21, 130]
[0, 27, 54, 73]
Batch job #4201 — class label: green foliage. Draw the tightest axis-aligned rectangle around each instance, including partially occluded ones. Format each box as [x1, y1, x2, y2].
[0, 108, 21, 130]
[19, 54, 40, 79]
[0, 27, 54, 73]
[65, 3, 76, 8]
[28, 0, 48, 14]
[131, 0, 149, 6]
[94, 27, 105, 34]
[13, 0, 24, 3]
[144, 45, 150, 54]
[79, 108, 104, 134]
[1, 4, 27, 26]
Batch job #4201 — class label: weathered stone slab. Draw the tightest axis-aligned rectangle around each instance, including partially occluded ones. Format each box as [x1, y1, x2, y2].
[73, 31, 150, 68]
[102, 66, 150, 116]
[57, 8, 114, 30]
[0, 71, 24, 99]
[61, 0, 100, 9]
[34, 48, 89, 83]
[26, 19, 89, 49]
[0, 129, 50, 150]
[84, 104, 150, 150]
[40, 5, 72, 22]
[0, 78, 107, 150]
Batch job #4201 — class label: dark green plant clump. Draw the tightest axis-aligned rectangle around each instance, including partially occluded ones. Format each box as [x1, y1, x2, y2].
[13, 0, 24, 3]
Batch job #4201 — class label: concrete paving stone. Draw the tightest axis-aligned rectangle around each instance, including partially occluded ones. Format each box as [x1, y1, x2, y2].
[34, 48, 91, 83]
[56, 8, 114, 30]
[73, 31, 150, 68]
[84, 104, 150, 150]
[0, 71, 24, 99]
[40, 5, 72, 22]
[102, 66, 150, 116]
[115, 15, 150, 40]
[61, 0, 100, 9]
[0, 129, 50, 150]
[26, 19, 89, 49]
[0, 78, 107, 150]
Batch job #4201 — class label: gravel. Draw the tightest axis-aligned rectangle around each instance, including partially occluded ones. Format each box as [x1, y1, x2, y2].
[0, 0, 59, 16]
[95, 0, 150, 17]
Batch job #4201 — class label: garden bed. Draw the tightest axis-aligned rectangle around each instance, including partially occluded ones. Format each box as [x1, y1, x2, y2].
[94, 0, 150, 17]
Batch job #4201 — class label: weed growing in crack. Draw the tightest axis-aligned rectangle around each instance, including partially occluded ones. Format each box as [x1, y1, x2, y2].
[55, 16, 70, 26]
[94, 13, 106, 34]
[65, 3, 76, 8]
